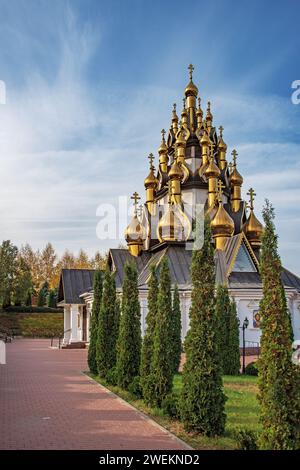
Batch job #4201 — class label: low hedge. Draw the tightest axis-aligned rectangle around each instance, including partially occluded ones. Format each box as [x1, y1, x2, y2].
[4, 306, 62, 313]
[0, 312, 63, 338]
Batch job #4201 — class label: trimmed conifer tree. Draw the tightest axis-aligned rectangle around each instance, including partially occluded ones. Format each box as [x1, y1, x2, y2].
[97, 271, 118, 378]
[140, 265, 158, 398]
[88, 270, 102, 374]
[116, 262, 141, 389]
[215, 284, 240, 375]
[224, 299, 240, 375]
[258, 200, 300, 450]
[181, 217, 226, 436]
[147, 256, 173, 407]
[171, 284, 182, 374]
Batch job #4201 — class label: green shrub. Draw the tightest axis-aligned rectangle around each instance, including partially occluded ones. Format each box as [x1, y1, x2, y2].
[106, 367, 118, 386]
[128, 376, 142, 399]
[161, 392, 180, 419]
[245, 361, 258, 376]
[4, 306, 62, 313]
[234, 428, 258, 450]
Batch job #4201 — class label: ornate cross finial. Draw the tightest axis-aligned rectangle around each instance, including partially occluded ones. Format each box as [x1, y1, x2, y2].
[207, 101, 211, 111]
[161, 129, 166, 141]
[217, 179, 225, 203]
[148, 153, 155, 169]
[198, 97, 201, 108]
[247, 188, 256, 211]
[188, 63, 194, 80]
[173, 103, 176, 112]
[231, 149, 238, 166]
[131, 191, 140, 213]
[219, 125, 224, 137]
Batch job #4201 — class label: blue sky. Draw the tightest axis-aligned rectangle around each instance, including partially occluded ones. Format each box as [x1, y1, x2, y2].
[0, 0, 299, 272]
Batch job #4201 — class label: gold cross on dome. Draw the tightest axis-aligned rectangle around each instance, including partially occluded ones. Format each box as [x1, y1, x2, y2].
[219, 125, 224, 137]
[161, 129, 166, 141]
[148, 153, 155, 169]
[209, 142, 214, 157]
[131, 191, 140, 213]
[188, 63, 194, 80]
[198, 97, 201, 108]
[247, 188, 256, 210]
[173, 103, 177, 112]
[231, 149, 238, 166]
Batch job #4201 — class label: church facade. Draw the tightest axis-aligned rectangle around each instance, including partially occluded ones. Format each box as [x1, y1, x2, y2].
[58, 66, 300, 349]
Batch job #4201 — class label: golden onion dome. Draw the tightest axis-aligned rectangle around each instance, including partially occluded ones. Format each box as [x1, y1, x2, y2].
[206, 101, 213, 121]
[211, 203, 235, 239]
[218, 128, 227, 151]
[204, 157, 221, 179]
[157, 205, 184, 242]
[200, 130, 210, 145]
[185, 63, 198, 97]
[144, 167, 158, 189]
[176, 129, 186, 147]
[169, 159, 183, 179]
[185, 80, 198, 97]
[230, 167, 243, 186]
[243, 210, 263, 246]
[125, 213, 146, 244]
[158, 131, 168, 154]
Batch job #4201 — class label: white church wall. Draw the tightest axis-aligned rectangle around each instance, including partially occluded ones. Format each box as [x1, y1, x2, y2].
[235, 298, 262, 346]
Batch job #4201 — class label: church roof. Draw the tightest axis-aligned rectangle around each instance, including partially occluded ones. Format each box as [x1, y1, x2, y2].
[57, 269, 95, 305]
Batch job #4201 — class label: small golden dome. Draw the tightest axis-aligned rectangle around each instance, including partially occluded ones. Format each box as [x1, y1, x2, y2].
[211, 203, 235, 239]
[206, 101, 213, 121]
[169, 159, 183, 179]
[157, 206, 184, 242]
[218, 126, 227, 151]
[144, 168, 158, 189]
[200, 130, 210, 145]
[244, 210, 263, 247]
[185, 63, 198, 97]
[230, 167, 243, 186]
[176, 129, 186, 147]
[204, 157, 221, 179]
[158, 129, 168, 154]
[125, 214, 146, 244]
[185, 80, 198, 97]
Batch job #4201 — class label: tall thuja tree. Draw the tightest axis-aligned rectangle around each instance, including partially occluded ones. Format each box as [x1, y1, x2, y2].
[181, 218, 226, 436]
[170, 284, 182, 374]
[97, 271, 118, 378]
[224, 299, 240, 375]
[258, 200, 300, 450]
[148, 256, 173, 407]
[88, 270, 103, 374]
[215, 284, 240, 375]
[116, 262, 141, 389]
[140, 265, 158, 397]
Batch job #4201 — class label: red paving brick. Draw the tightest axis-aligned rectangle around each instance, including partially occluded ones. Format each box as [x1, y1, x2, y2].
[0, 339, 188, 450]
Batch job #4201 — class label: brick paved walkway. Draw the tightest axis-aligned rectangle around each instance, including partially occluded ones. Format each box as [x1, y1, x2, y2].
[0, 339, 188, 450]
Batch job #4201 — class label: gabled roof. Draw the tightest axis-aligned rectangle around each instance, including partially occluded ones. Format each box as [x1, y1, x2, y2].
[58, 269, 95, 305]
[108, 249, 151, 288]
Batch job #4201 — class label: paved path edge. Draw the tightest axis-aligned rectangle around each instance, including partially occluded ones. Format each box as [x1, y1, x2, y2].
[82, 372, 193, 451]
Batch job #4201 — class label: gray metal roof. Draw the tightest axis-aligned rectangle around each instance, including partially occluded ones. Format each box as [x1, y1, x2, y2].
[108, 249, 151, 288]
[58, 269, 95, 304]
[229, 269, 300, 292]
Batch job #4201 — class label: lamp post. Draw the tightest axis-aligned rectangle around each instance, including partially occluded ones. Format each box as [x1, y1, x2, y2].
[239, 317, 249, 374]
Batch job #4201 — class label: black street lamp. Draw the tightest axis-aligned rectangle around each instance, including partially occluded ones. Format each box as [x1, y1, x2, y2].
[239, 317, 249, 374]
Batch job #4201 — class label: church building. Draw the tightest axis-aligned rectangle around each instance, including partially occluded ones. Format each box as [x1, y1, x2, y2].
[58, 65, 300, 349]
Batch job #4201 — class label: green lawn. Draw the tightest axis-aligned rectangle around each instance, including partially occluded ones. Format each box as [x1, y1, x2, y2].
[0, 312, 63, 338]
[89, 372, 260, 450]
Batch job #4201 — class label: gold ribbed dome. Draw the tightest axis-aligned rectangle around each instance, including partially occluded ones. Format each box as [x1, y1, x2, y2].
[218, 126, 227, 151]
[230, 167, 243, 186]
[204, 157, 221, 179]
[244, 211, 263, 247]
[211, 204, 235, 239]
[200, 130, 210, 145]
[144, 168, 158, 188]
[185, 63, 198, 97]
[158, 129, 168, 154]
[169, 159, 183, 179]
[243, 188, 264, 248]
[157, 205, 184, 242]
[206, 101, 213, 121]
[125, 214, 146, 244]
